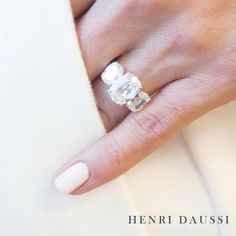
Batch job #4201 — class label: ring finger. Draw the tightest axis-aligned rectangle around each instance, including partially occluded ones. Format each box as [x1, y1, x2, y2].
[93, 36, 192, 130]
[74, 1, 195, 129]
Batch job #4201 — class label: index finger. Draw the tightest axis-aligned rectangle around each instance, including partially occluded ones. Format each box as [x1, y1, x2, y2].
[54, 78, 209, 195]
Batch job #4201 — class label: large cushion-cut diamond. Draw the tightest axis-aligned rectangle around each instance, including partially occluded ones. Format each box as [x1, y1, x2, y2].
[101, 62, 124, 85]
[108, 73, 141, 106]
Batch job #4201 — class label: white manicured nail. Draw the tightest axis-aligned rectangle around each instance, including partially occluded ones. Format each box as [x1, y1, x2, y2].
[54, 162, 89, 194]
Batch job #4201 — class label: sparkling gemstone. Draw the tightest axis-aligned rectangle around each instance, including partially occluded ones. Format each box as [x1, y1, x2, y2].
[108, 73, 141, 105]
[127, 91, 151, 112]
[101, 62, 124, 85]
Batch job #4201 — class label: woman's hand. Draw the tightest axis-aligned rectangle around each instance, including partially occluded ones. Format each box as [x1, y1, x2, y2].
[55, 0, 236, 194]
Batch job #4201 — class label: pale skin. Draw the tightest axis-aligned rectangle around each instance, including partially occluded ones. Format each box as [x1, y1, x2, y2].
[63, 0, 236, 194]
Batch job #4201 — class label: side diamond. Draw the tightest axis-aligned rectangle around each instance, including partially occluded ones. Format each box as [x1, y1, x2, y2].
[127, 91, 151, 112]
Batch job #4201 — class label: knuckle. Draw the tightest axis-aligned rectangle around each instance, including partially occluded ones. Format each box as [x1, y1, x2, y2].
[125, 0, 145, 8]
[130, 93, 189, 144]
[130, 108, 172, 143]
[123, 0, 158, 16]
[160, 93, 188, 122]
[102, 135, 127, 169]
[176, 14, 225, 53]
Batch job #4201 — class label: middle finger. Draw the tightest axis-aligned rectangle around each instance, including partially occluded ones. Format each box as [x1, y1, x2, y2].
[76, 0, 167, 80]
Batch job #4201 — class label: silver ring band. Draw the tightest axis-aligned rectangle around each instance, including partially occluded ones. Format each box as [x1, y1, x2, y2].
[101, 62, 151, 112]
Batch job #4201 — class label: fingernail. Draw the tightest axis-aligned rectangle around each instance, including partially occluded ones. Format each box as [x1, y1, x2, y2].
[54, 162, 89, 194]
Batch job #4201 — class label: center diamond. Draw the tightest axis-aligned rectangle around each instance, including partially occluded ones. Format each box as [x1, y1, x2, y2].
[108, 73, 141, 106]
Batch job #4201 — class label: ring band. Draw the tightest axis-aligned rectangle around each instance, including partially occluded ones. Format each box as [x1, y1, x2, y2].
[101, 62, 151, 112]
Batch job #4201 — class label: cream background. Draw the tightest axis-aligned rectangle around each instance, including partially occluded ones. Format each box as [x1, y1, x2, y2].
[0, 1, 235, 235]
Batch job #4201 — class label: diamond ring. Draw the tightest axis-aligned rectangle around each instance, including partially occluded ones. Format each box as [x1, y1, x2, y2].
[101, 62, 151, 112]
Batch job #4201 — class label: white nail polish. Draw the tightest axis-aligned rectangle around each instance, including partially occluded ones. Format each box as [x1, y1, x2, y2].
[54, 162, 89, 194]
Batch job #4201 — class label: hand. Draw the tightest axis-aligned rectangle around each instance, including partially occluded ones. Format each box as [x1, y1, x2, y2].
[55, 0, 236, 194]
